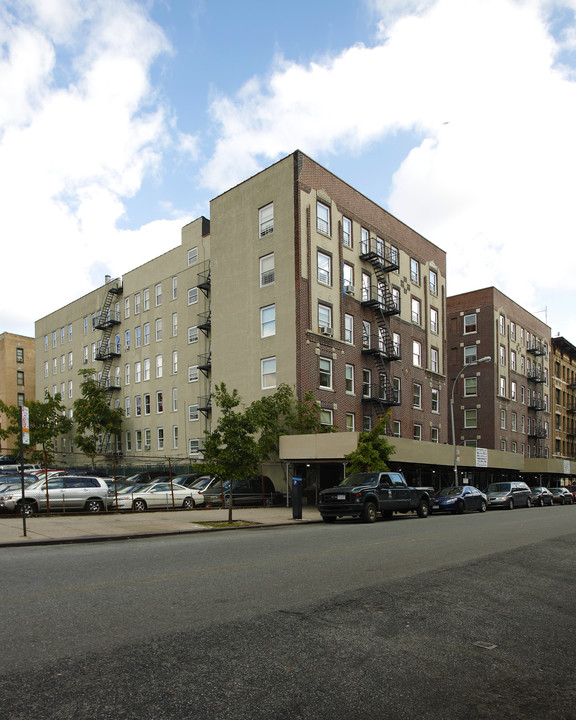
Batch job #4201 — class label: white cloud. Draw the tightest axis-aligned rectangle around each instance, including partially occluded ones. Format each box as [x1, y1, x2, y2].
[0, 0, 180, 335]
[201, 0, 576, 339]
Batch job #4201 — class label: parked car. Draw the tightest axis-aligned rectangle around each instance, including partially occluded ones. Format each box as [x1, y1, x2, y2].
[121, 469, 171, 485]
[0, 475, 113, 516]
[190, 476, 221, 492]
[432, 486, 487, 514]
[486, 481, 532, 510]
[530, 487, 554, 506]
[202, 475, 282, 507]
[113, 482, 204, 512]
[565, 485, 576, 501]
[550, 488, 574, 505]
[164, 474, 203, 488]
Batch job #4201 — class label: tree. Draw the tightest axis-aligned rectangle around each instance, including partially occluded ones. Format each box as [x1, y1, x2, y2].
[0, 392, 72, 464]
[344, 412, 396, 475]
[203, 383, 261, 522]
[73, 369, 123, 467]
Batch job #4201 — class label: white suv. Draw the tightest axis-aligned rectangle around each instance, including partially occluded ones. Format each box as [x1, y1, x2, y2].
[1, 475, 112, 516]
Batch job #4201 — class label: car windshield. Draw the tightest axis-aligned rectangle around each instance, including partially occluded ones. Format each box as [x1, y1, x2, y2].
[551, 488, 562, 494]
[115, 485, 140, 494]
[487, 483, 511, 493]
[339, 473, 380, 488]
[191, 477, 215, 490]
[436, 487, 460, 497]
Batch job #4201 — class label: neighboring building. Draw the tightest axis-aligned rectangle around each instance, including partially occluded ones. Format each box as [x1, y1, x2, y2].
[35, 151, 447, 476]
[551, 336, 576, 461]
[447, 288, 552, 460]
[0, 332, 35, 453]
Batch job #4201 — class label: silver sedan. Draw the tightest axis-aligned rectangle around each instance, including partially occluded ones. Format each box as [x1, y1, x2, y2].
[112, 482, 204, 512]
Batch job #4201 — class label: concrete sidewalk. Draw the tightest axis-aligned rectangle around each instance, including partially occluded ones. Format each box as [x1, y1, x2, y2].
[0, 505, 321, 547]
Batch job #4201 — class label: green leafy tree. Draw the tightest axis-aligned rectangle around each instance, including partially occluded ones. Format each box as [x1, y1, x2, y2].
[344, 413, 396, 475]
[0, 392, 72, 464]
[203, 383, 261, 521]
[73, 369, 123, 467]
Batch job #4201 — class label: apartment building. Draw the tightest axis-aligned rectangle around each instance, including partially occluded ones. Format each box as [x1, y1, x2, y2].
[551, 336, 576, 461]
[447, 288, 552, 459]
[0, 332, 35, 454]
[35, 151, 447, 471]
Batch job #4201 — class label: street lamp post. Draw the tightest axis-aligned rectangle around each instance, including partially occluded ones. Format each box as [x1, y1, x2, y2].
[450, 355, 491, 487]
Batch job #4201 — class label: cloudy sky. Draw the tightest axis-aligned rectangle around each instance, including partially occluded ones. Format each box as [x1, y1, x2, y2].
[2, 0, 576, 342]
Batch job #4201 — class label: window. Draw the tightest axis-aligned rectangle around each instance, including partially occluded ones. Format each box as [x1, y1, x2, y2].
[124, 364, 130, 386]
[260, 253, 275, 286]
[464, 345, 477, 364]
[143, 322, 150, 345]
[172, 313, 178, 337]
[125, 397, 131, 417]
[124, 298, 130, 319]
[317, 251, 331, 285]
[345, 413, 355, 431]
[17, 370, 24, 385]
[464, 314, 477, 333]
[259, 202, 274, 237]
[189, 404, 199, 421]
[188, 287, 199, 305]
[431, 427, 439, 443]
[392, 420, 401, 437]
[342, 217, 352, 247]
[393, 376, 401, 404]
[16, 347, 23, 363]
[411, 298, 421, 325]
[414, 424, 422, 441]
[410, 258, 420, 284]
[464, 409, 477, 428]
[413, 382, 422, 409]
[500, 410, 506, 429]
[392, 287, 400, 313]
[155, 355, 163, 378]
[360, 227, 369, 254]
[500, 376, 506, 396]
[511, 381, 517, 401]
[155, 283, 162, 306]
[318, 303, 332, 331]
[511, 350, 516, 371]
[135, 396, 142, 416]
[319, 357, 332, 389]
[188, 326, 199, 344]
[499, 314, 506, 335]
[144, 394, 151, 415]
[172, 276, 178, 300]
[158, 428, 164, 451]
[143, 358, 150, 381]
[344, 314, 353, 343]
[317, 201, 330, 235]
[261, 305, 276, 337]
[511, 412, 517, 431]
[173, 425, 179, 449]
[155, 318, 162, 342]
[135, 430, 142, 451]
[189, 439, 201, 455]
[430, 348, 439, 373]
[188, 247, 198, 266]
[345, 364, 354, 393]
[188, 366, 199, 382]
[393, 332, 400, 357]
[431, 388, 439, 413]
[362, 369, 371, 397]
[143, 288, 150, 312]
[172, 350, 178, 374]
[134, 361, 141, 383]
[343, 262, 353, 290]
[430, 307, 438, 334]
[320, 409, 333, 428]
[361, 272, 371, 302]
[135, 326, 141, 348]
[156, 392, 163, 413]
[464, 377, 477, 396]
[500, 345, 506, 365]
[429, 269, 438, 295]
[412, 341, 422, 367]
[362, 321, 371, 349]
[261, 357, 276, 389]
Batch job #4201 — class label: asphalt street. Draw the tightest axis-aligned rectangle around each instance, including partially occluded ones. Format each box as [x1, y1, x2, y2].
[1, 506, 575, 719]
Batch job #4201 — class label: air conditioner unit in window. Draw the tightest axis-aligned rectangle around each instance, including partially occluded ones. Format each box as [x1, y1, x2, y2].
[144, 444, 151, 451]
[320, 327, 334, 337]
[344, 284, 355, 295]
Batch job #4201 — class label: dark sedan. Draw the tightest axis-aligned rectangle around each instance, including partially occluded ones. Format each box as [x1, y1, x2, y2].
[202, 475, 283, 507]
[432, 485, 487, 514]
[551, 488, 574, 505]
[531, 487, 554, 506]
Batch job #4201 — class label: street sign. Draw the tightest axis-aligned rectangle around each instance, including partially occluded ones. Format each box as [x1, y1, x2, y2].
[21, 406, 30, 445]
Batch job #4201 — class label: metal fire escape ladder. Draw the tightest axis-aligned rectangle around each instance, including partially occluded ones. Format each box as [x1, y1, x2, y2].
[360, 240, 400, 418]
[95, 283, 123, 453]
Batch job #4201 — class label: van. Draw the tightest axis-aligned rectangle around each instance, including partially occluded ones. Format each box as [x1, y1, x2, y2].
[486, 481, 532, 510]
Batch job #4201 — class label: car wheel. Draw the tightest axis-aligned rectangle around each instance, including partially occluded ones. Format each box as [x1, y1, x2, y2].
[416, 500, 430, 518]
[84, 499, 104, 513]
[479, 500, 487, 513]
[182, 497, 194, 510]
[16, 500, 36, 517]
[362, 502, 378, 523]
[526, 498, 531, 508]
[321, 515, 336, 523]
[456, 500, 465, 515]
[132, 498, 147, 512]
[508, 499, 514, 510]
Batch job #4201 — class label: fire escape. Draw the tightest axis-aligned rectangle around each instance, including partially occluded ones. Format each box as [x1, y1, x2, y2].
[527, 340, 547, 457]
[95, 282, 123, 453]
[360, 238, 401, 418]
[197, 261, 212, 420]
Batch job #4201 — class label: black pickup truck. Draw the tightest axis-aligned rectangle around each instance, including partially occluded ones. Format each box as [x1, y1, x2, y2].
[318, 471, 434, 523]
